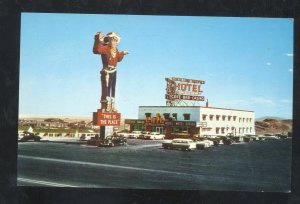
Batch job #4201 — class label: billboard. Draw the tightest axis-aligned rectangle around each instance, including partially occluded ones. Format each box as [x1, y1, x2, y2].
[165, 77, 205, 104]
[93, 112, 121, 126]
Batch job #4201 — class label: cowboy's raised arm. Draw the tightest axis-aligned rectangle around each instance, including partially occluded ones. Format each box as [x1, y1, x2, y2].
[93, 32, 106, 54]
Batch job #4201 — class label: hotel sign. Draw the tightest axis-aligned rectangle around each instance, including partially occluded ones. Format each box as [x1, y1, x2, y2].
[165, 77, 205, 103]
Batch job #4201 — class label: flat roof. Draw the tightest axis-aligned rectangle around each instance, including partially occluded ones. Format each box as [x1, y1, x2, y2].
[139, 106, 254, 113]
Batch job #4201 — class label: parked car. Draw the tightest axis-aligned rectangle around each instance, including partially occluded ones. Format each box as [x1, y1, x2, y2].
[192, 138, 210, 149]
[136, 131, 149, 139]
[219, 136, 234, 145]
[79, 133, 96, 141]
[144, 132, 165, 140]
[128, 131, 142, 139]
[163, 138, 196, 151]
[117, 132, 131, 138]
[99, 135, 127, 147]
[19, 132, 41, 142]
[116, 130, 131, 138]
[275, 133, 288, 139]
[86, 134, 101, 146]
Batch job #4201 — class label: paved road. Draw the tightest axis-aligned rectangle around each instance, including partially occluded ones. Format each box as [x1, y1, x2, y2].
[17, 139, 291, 192]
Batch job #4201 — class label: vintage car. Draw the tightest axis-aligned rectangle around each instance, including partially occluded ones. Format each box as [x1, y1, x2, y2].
[144, 132, 165, 140]
[86, 135, 102, 146]
[127, 131, 142, 139]
[18, 132, 41, 142]
[116, 130, 131, 138]
[79, 133, 98, 141]
[219, 136, 234, 145]
[99, 135, 127, 147]
[137, 131, 151, 139]
[162, 138, 196, 151]
[192, 139, 210, 150]
[275, 133, 288, 139]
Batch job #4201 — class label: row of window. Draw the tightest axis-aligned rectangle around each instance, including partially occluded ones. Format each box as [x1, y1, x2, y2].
[202, 114, 252, 123]
[145, 113, 190, 120]
[144, 113, 253, 123]
[215, 127, 253, 134]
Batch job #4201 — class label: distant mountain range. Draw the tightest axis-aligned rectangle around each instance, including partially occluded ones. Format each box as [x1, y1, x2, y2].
[255, 118, 292, 134]
[255, 116, 290, 121]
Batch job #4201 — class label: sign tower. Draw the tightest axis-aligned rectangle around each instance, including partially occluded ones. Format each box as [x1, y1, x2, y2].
[165, 77, 205, 106]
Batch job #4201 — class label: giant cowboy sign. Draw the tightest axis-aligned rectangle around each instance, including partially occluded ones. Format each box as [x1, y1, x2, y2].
[93, 32, 129, 112]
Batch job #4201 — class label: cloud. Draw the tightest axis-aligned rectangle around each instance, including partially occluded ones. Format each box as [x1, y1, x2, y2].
[266, 62, 272, 66]
[289, 68, 293, 72]
[284, 53, 293, 57]
[250, 97, 275, 106]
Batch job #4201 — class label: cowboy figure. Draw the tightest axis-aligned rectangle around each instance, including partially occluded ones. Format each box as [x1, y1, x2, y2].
[93, 32, 128, 112]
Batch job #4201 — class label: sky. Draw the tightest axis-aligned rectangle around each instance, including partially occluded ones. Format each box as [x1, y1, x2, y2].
[19, 13, 293, 119]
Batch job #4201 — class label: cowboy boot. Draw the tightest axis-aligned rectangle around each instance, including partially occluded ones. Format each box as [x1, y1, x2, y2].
[111, 97, 117, 112]
[105, 97, 112, 112]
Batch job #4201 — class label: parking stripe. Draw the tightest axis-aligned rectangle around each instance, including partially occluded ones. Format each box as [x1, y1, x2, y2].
[18, 177, 79, 187]
[18, 155, 196, 177]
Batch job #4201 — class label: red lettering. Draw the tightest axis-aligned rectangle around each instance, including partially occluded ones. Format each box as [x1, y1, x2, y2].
[192, 84, 197, 92]
[175, 82, 181, 90]
[181, 84, 187, 91]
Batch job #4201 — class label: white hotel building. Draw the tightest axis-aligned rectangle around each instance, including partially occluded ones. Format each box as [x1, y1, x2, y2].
[134, 105, 255, 138]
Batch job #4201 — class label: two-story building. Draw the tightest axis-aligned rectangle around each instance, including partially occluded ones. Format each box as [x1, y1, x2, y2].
[125, 104, 255, 139]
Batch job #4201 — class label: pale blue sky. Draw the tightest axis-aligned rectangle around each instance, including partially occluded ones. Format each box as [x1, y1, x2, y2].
[19, 13, 293, 119]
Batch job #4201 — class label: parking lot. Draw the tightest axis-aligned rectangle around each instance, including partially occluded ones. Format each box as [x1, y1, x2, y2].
[18, 138, 291, 192]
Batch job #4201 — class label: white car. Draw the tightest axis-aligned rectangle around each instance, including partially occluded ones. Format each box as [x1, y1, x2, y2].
[117, 132, 131, 138]
[128, 131, 142, 139]
[79, 133, 97, 141]
[201, 139, 214, 147]
[170, 138, 196, 151]
[144, 132, 165, 140]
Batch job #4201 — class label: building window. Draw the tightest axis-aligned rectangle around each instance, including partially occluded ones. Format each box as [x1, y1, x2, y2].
[233, 116, 237, 121]
[216, 115, 220, 121]
[209, 115, 214, 121]
[239, 128, 242, 133]
[222, 115, 226, 121]
[250, 127, 252, 133]
[172, 113, 177, 120]
[163, 113, 170, 120]
[239, 118, 241, 122]
[202, 114, 207, 121]
[246, 127, 249, 133]
[183, 113, 190, 120]
[228, 116, 232, 121]
[221, 127, 225, 134]
[145, 113, 151, 117]
[216, 127, 220, 134]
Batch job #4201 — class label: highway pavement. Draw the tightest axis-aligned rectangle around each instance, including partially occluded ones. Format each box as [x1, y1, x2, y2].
[17, 139, 291, 191]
